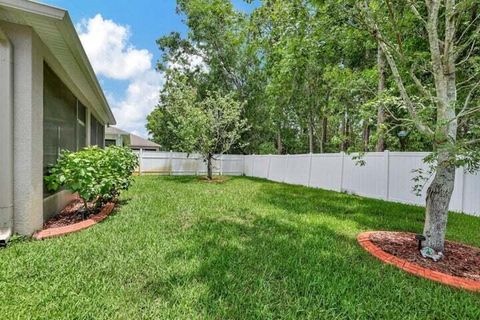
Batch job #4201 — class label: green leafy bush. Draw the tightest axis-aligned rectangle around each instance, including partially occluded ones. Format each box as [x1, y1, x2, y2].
[45, 146, 138, 215]
[100, 146, 139, 202]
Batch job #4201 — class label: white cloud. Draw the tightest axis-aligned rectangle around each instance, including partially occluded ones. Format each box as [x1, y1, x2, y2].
[78, 14, 152, 80]
[77, 15, 163, 138]
[168, 50, 208, 73]
[108, 70, 164, 137]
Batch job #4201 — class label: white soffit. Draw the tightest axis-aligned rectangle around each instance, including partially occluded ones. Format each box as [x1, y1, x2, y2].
[0, 0, 116, 125]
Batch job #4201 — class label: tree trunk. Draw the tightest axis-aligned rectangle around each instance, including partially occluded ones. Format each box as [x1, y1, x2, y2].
[276, 130, 283, 155]
[419, 0, 458, 254]
[320, 116, 327, 153]
[376, 44, 386, 152]
[363, 124, 370, 152]
[341, 113, 347, 152]
[207, 153, 213, 180]
[308, 118, 314, 154]
[423, 156, 456, 252]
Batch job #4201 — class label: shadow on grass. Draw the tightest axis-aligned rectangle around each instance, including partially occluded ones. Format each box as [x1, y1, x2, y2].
[142, 213, 364, 318]
[255, 181, 426, 233]
[133, 176, 480, 318]
[140, 206, 480, 319]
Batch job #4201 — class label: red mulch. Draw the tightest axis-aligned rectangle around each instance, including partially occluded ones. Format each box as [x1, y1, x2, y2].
[43, 199, 102, 229]
[370, 232, 480, 281]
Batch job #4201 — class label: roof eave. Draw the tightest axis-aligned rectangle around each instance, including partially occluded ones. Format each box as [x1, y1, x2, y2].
[56, 12, 116, 125]
[0, 0, 116, 125]
[0, 0, 65, 19]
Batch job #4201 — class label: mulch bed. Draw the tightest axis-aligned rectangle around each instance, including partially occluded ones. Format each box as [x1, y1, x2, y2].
[197, 176, 231, 184]
[370, 232, 480, 282]
[43, 199, 103, 229]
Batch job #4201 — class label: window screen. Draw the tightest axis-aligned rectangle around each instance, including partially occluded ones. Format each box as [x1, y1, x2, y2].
[77, 102, 87, 150]
[43, 65, 77, 172]
[90, 114, 105, 147]
[44, 64, 90, 173]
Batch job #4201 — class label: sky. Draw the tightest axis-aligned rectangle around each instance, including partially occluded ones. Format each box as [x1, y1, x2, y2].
[40, 0, 257, 138]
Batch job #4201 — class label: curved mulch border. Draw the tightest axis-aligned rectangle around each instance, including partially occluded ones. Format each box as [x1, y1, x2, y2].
[358, 231, 480, 292]
[34, 203, 115, 240]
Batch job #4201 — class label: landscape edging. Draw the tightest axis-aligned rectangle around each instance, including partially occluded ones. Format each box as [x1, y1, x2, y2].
[34, 203, 115, 240]
[357, 231, 480, 292]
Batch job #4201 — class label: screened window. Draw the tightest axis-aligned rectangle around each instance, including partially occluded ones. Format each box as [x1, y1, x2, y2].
[77, 102, 87, 150]
[44, 65, 78, 171]
[105, 139, 117, 147]
[44, 64, 90, 173]
[90, 114, 105, 147]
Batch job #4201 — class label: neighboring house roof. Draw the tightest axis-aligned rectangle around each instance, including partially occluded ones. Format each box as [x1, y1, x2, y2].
[0, 0, 115, 125]
[105, 126, 161, 149]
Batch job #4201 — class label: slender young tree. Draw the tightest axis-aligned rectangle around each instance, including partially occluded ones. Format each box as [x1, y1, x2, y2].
[147, 72, 248, 180]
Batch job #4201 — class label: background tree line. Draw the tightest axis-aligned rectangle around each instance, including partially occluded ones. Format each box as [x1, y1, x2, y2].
[148, 0, 478, 156]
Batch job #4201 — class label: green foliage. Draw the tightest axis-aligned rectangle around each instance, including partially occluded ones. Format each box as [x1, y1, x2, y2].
[101, 146, 139, 201]
[147, 72, 248, 171]
[45, 146, 138, 212]
[154, 0, 480, 157]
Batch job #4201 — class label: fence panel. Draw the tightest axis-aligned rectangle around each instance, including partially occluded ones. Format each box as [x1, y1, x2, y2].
[220, 155, 245, 175]
[342, 153, 387, 199]
[284, 155, 311, 186]
[140, 151, 171, 175]
[462, 172, 480, 216]
[243, 155, 254, 177]
[388, 152, 430, 206]
[309, 154, 343, 191]
[252, 155, 270, 179]
[268, 155, 287, 182]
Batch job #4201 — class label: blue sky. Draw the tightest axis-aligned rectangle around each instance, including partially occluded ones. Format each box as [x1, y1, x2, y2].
[41, 0, 257, 138]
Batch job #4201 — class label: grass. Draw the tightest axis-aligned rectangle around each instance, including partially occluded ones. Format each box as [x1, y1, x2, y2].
[1, 176, 479, 319]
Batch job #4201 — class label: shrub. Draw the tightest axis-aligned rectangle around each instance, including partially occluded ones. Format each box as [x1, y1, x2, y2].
[45, 146, 138, 216]
[100, 146, 139, 203]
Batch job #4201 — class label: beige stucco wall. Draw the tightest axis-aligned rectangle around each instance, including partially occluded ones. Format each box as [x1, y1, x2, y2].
[0, 26, 14, 241]
[0, 21, 103, 235]
[0, 22, 44, 235]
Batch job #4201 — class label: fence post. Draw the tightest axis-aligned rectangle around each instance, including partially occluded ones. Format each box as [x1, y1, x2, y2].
[384, 150, 390, 200]
[308, 153, 313, 187]
[169, 150, 173, 176]
[138, 148, 143, 176]
[339, 152, 345, 192]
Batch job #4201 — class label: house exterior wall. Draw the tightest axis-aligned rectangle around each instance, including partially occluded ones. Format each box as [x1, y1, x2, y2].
[0, 22, 44, 235]
[0, 20, 110, 235]
[105, 133, 124, 147]
[0, 26, 14, 241]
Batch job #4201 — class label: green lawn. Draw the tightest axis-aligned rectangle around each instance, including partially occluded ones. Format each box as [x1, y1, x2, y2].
[1, 176, 479, 319]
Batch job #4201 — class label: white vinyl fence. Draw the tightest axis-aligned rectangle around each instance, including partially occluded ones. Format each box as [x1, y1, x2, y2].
[135, 150, 480, 217]
[244, 152, 480, 217]
[135, 150, 244, 176]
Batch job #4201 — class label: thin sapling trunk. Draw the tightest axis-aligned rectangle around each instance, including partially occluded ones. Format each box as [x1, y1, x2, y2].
[207, 153, 213, 180]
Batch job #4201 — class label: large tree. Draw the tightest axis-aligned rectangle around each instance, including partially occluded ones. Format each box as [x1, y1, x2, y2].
[356, 0, 480, 253]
